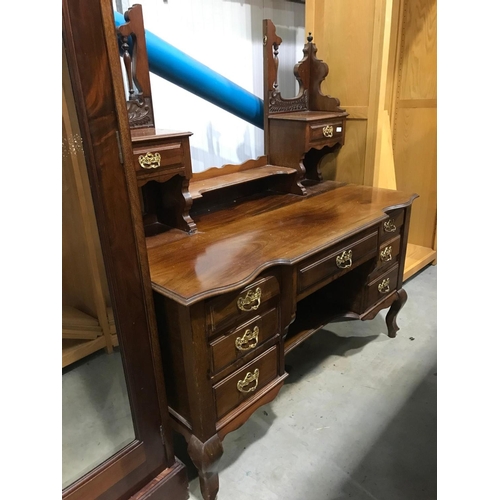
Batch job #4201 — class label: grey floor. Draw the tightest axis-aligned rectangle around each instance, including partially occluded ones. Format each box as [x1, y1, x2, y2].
[181, 264, 437, 500]
[62, 346, 135, 488]
[62, 264, 436, 499]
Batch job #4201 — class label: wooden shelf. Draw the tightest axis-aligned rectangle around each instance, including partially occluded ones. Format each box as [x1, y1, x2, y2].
[62, 335, 118, 369]
[189, 164, 298, 199]
[403, 243, 436, 281]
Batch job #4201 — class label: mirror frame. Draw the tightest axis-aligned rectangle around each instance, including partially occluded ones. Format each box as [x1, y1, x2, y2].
[62, 0, 187, 498]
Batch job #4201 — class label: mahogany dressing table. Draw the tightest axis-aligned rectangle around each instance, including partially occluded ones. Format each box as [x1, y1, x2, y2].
[118, 12, 417, 500]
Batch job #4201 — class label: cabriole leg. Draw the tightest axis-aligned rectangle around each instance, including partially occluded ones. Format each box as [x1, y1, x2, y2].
[386, 288, 408, 338]
[187, 434, 223, 500]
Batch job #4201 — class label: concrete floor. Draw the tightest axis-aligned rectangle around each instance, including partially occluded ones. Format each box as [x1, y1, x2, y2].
[181, 264, 437, 500]
[62, 264, 436, 498]
[62, 346, 134, 488]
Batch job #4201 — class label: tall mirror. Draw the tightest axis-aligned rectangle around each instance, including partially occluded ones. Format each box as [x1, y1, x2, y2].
[62, 38, 135, 490]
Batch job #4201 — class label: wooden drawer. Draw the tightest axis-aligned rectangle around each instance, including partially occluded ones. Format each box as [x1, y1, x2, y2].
[307, 119, 344, 145]
[213, 346, 279, 420]
[298, 230, 378, 295]
[364, 264, 399, 310]
[369, 235, 401, 280]
[380, 209, 405, 242]
[210, 308, 279, 374]
[206, 275, 280, 335]
[132, 139, 186, 175]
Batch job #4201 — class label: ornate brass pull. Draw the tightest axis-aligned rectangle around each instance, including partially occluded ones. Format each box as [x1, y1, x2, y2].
[383, 219, 397, 233]
[336, 249, 353, 269]
[237, 287, 262, 312]
[138, 152, 161, 169]
[237, 369, 259, 393]
[378, 278, 391, 294]
[235, 326, 259, 351]
[380, 245, 392, 262]
[322, 125, 334, 138]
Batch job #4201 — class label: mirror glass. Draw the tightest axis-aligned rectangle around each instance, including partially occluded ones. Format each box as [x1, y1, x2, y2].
[62, 39, 135, 490]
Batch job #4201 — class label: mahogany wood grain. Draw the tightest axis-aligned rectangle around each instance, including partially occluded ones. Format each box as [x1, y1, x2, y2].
[379, 207, 405, 242]
[210, 308, 279, 374]
[298, 229, 378, 295]
[129, 460, 188, 500]
[368, 234, 402, 280]
[147, 182, 417, 304]
[363, 264, 400, 311]
[190, 165, 299, 199]
[213, 345, 279, 419]
[206, 274, 280, 335]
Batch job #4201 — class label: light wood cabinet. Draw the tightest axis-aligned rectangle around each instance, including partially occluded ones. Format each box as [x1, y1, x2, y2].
[305, 0, 437, 279]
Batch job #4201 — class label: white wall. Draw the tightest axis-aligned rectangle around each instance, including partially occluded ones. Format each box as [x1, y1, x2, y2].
[116, 0, 305, 173]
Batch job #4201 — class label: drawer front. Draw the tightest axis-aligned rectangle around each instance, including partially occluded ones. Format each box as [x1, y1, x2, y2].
[214, 346, 279, 420]
[365, 264, 399, 309]
[308, 120, 344, 145]
[210, 308, 279, 374]
[380, 209, 405, 242]
[207, 275, 280, 335]
[371, 235, 401, 279]
[298, 231, 378, 294]
[133, 140, 185, 174]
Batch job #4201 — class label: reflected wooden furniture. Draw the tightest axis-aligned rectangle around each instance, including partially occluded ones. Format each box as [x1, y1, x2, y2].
[62, 56, 118, 367]
[62, 0, 188, 498]
[141, 20, 417, 500]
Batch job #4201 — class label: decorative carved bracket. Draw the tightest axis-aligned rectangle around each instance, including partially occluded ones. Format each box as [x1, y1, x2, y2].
[116, 4, 155, 129]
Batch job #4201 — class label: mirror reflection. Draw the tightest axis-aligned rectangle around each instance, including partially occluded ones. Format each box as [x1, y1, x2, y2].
[62, 40, 135, 490]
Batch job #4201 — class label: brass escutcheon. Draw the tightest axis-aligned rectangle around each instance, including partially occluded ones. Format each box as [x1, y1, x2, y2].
[380, 245, 392, 262]
[237, 369, 260, 393]
[383, 219, 397, 233]
[235, 326, 259, 351]
[336, 249, 353, 269]
[322, 125, 334, 138]
[378, 278, 391, 294]
[237, 287, 262, 312]
[138, 152, 161, 169]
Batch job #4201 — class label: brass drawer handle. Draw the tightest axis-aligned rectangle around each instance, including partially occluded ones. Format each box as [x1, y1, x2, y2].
[380, 245, 392, 262]
[322, 125, 334, 138]
[378, 278, 391, 294]
[383, 219, 397, 233]
[237, 369, 259, 393]
[237, 287, 262, 312]
[235, 326, 259, 351]
[138, 152, 161, 169]
[336, 249, 352, 269]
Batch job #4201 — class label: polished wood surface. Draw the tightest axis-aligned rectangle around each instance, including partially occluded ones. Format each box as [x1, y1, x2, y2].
[147, 182, 416, 303]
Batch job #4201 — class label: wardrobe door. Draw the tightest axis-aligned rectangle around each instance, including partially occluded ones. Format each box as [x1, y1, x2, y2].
[62, 0, 187, 498]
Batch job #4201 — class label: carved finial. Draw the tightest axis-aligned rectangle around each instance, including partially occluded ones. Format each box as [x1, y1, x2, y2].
[307, 32, 313, 43]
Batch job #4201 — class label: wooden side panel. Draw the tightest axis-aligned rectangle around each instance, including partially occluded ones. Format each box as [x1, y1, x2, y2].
[306, 0, 393, 186]
[398, 0, 437, 100]
[393, 107, 437, 249]
[391, 0, 437, 264]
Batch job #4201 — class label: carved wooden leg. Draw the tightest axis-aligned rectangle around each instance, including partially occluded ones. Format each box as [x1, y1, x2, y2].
[187, 434, 223, 500]
[386, 288, 408, 338]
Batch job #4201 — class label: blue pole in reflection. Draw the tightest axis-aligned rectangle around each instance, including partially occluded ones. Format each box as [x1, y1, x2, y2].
[114, 11, 264, 129]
